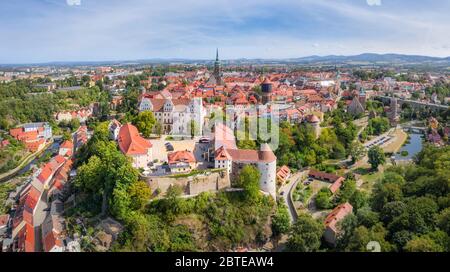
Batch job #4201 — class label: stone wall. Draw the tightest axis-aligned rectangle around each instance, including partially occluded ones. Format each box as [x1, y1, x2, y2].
[142, 170, 230, 197]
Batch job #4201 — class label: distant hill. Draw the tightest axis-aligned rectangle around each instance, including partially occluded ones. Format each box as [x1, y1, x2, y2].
[1, 53, 449, 67]
[287, 53, 450, 64]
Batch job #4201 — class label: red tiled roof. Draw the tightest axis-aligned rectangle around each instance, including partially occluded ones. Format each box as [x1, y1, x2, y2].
[309, 169, 343, 183]
[9, 127, 23, 138]
[329, 177, 345, 194]
[60, 140, 73, 149]
[215, 146, 232, 161]
[24, 138, 45, 152]
[324, 202, 353, 232]
[43, 231, 61, 252]
[168, 150, 196, 164]
[227, 148, 276, 163]
[25, 223, 35, 252]
[277, 165, 291, 181]
[118, 123, 152, 155]
[0, 214, 10, 227]
[37, 165, 53, 183]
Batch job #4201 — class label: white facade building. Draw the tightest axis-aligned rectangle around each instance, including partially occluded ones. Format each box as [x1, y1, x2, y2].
[139, 96, 205, 136]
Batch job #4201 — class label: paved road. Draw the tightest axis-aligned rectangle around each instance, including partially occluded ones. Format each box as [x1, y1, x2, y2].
[278, 171, 305, 223]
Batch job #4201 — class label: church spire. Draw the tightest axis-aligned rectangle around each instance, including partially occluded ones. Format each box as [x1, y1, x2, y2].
[216, 48, 219, 61]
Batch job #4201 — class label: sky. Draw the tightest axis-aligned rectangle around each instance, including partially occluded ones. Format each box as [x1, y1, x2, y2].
[0, 0, 449, 63]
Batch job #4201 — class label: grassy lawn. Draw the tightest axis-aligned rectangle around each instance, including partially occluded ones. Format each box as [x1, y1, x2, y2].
[357, 168, 383, 193]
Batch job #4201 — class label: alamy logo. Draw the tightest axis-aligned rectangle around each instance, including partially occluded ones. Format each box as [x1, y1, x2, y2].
[366, 241, 381, 252]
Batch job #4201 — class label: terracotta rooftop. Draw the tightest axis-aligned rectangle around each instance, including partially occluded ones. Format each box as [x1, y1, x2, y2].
[117, 123, 152, 155]
[168, 150, 196, 164]
[324, 202, 353, 232]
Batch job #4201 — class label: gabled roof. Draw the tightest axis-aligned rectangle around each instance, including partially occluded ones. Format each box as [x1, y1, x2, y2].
[324, 202, 353, 232]
[168, 150, 196, 164]
[215, 146, 232, 161]
[60, 140, 73, 149]
[117, 123, 152, 155]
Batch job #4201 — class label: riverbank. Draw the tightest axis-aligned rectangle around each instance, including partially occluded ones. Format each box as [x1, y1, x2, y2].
[0, 139, 54, 183]
[382, 128, 408, 154]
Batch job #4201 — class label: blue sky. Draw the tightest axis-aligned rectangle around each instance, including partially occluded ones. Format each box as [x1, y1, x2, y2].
[1, 0, 449, 63]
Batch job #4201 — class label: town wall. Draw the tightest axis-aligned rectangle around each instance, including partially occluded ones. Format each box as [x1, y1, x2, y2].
[142, 169, 230, 197]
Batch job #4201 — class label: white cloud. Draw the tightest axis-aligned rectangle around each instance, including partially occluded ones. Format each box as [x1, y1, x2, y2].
[66, 0, 81, 6]
[366, 0, 382, 6]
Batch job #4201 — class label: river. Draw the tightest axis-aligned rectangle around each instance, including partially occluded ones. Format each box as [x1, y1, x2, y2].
[0, 138, 62, 183]
[394, 133, 423, 161]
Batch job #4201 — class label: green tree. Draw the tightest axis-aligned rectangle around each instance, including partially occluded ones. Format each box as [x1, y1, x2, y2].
[437, 207, 450, 234]
[286, 214, 324, 252]
[271, 202, 291, 236]
[189, 120, 199, 138]
[128, 181, 152, 211]
[349, 142, 366, 164]
[236, 165, 261, 202]
[315, 188, 332, 209]
[62, 130, 72, 142]
[133, 111, 156, 138]
[368, 146, 385, 170]
[404, 236, 444, 252]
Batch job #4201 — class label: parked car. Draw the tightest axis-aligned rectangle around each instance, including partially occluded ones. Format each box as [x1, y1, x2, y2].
[165, 143, 174, 151]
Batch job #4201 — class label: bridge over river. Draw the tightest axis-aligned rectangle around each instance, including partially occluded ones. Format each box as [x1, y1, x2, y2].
[375, 95, 449, 112]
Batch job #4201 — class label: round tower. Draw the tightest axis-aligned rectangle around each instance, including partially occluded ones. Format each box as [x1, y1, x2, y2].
[261, 78, 273, 105]
[307, 114, 321, 139]
[257, 143, 277, 199]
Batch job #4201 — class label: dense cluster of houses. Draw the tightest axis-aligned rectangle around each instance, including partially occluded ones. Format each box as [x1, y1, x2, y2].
[9, 122, 52, 152]
[1, 126, 88, 252]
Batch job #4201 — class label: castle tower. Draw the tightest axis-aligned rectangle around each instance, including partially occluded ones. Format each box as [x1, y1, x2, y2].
[257, 143, 277, 199]
[261, 78, 273, 105]
[307, 114, 321, 139]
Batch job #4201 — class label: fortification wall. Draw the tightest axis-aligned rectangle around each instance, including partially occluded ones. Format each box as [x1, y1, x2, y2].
[141, 170, 230, 197]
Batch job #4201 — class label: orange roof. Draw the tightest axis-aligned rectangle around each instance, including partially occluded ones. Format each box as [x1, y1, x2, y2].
[324, 202, 353, 232]
[37, 164, 53, 183]
[43, 230, 62, 252]
[24, 138, 45, 152]
[0, 214, 9, 226]
[118, 123, 152, 155]
[10, 128, 24, 138]
[329, 177, 345, 194]
[54, 155, 66, 164]
[168, 150, 196, 164]
[215, 146, 232, 161]
[60, 140, 73, 149]
[226, 148, 276, 163]
[277, 165, 291, 181]
[25, 223, 35, 252]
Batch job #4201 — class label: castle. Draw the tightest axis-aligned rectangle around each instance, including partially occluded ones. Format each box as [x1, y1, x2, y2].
[213, 123, 277, 199]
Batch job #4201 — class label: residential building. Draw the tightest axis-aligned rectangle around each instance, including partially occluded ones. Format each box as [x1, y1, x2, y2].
[324, 202, 353, 245]
[117, 123, 153, 169]
[167, 150, 197, 173]
[308, 169, 345, 194]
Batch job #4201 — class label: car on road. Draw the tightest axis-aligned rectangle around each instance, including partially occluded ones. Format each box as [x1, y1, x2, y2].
[199, 137, 210, 144]
[43, 207, 51, 212]
[280, 191, 285, 196]
[165, 142, 174, 151]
